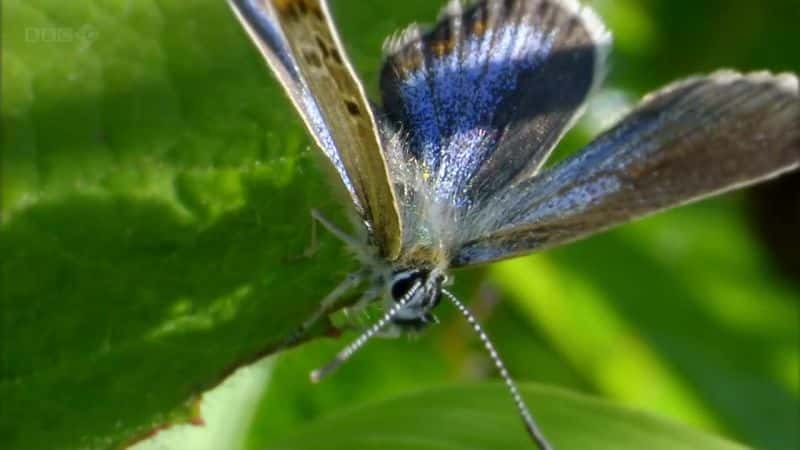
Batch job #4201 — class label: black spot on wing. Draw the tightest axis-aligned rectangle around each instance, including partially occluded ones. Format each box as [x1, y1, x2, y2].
[344, 99, 361, 116]
[330, 48, 343, 65]
[302, 49, 323, 67]
[276, 0, 323, 23]
[315, 36, 330, 58]
[310, 5, 324, 22]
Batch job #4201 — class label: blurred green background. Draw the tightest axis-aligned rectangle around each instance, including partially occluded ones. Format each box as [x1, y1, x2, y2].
[2, 0, 798, 449]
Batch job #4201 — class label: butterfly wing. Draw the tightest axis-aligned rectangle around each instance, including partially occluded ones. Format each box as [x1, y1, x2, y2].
[380, 0, 610, 207]
[453, 71, 800, 266]
[230, 0, 402, 258]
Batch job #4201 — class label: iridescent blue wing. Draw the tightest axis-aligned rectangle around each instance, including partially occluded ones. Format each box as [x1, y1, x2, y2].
[380, 0, 610, 207]
[229, 0, 402, 258]
[454, 71, 800, 266]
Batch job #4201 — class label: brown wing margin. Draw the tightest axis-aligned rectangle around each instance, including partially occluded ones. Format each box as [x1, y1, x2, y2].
[241, 0, 402, 258]
[454, 71, 800, 266]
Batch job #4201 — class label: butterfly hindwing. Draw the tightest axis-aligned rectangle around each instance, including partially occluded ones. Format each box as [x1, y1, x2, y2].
[230, 0, 402, 259]
[454, 71, 800, 266]
[380, 0, 610, 207]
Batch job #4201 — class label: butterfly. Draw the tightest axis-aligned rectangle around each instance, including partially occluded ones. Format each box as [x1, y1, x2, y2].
[228, 0, 800, 448]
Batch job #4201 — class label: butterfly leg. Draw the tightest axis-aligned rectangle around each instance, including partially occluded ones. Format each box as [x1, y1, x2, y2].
[302, 209, 321, 258]
[285, 210, 324, 261]
[284, 272, 365, 347]
[310, 209, 363, 249]
[285, 210, 322, 261]
[341, 284, 381, 321]
[289, 209, 349, 260]
[290, 208, 365, 261]
[311, 208, 378, 265]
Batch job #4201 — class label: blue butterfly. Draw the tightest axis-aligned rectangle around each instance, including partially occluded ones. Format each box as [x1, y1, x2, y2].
[229, 0, 800, 447]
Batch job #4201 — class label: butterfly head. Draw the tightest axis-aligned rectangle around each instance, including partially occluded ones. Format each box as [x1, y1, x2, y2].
[388, 267, 447, 331]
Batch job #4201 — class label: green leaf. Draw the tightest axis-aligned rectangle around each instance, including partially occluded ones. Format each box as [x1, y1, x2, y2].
[1, 0, 356, 448]
[265, 384, 748, 450]
[0, 1, 444, 448]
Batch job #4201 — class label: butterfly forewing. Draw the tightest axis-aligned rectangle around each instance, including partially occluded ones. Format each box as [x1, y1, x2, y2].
[230, 1, 359, 207]
[380, 0, 610, 206]
[230, 0, 402, 259]
[454, 71, 800, 266]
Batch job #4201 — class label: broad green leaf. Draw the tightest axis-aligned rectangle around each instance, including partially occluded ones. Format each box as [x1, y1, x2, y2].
[1, 0, 358, 448]
[265, 384, 748, 450]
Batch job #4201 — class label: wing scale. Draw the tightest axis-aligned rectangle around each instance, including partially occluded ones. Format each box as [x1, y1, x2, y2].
[380, 0, 611, 206]
[230, 0, 402, 258]
[455, 71, 800, 266]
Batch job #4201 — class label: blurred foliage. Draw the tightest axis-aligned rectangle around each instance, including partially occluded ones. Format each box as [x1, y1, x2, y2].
[2, 1, 798, 450]
[259, 381, 749, 450]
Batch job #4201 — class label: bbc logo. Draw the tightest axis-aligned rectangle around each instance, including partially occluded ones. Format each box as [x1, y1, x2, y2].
[25, 25, 98, 44]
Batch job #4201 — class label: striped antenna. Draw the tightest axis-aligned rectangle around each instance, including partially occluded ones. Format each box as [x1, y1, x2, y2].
[310, 279, 423, 383]
[442, 289, 553, 450]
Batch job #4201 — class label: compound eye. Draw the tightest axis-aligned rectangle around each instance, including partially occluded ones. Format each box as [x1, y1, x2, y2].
[390, 271, 422, 302]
